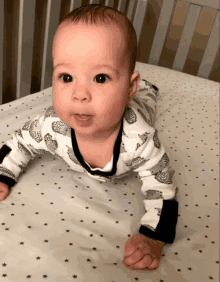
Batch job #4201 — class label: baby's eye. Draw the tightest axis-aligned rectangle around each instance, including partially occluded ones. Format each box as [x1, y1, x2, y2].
[58, 73, 110, 84]
[94, 74, 110, 84]
[59, 74, 72, 83]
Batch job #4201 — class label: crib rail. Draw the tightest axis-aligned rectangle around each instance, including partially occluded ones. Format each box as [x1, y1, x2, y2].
[0, 0, 219, 105]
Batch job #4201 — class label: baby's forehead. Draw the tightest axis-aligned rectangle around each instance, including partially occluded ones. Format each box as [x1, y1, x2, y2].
[58, 19, 126, 37]
[54, 20, 129, 65]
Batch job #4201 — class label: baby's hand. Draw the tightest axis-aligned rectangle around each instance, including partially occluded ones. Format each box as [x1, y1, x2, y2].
[122, 234, 165, 272]
[0, 183, 10, 202]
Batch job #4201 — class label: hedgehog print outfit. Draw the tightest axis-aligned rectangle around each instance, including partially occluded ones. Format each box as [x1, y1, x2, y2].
[0, 79, 178, 244]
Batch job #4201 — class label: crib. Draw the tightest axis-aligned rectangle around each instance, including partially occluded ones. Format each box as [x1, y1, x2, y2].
[0, 1, 219, 282]
[0, 0, 219, 104]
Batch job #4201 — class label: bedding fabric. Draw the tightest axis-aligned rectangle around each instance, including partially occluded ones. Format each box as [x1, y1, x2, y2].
[0, 62, 219, 282]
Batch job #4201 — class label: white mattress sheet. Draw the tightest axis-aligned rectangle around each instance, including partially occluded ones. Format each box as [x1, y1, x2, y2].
[0, 62, 219, 282]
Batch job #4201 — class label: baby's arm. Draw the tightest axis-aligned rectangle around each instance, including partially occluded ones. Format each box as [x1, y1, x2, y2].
[0, 107, 53, 196]
[133, 127, 178, 244]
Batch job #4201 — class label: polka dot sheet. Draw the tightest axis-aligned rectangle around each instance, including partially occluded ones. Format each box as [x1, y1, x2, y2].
[0, 61, 219, 282]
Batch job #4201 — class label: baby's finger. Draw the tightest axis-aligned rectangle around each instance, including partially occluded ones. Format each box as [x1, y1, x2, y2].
[129, 254, 152, 270]
[147, 257, 160, 270]
[124, 236, 138, 258]
[123, 248, 144, 266]
[122, 261, 136, 271]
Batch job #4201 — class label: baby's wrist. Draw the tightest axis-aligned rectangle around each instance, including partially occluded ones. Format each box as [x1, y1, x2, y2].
[143, 235, 165, 247]
[152, 238, 165, 247]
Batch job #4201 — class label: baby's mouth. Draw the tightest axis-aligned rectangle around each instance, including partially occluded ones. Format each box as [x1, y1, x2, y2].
[74, 114, 92, 121]
[76, 114, 91, 117]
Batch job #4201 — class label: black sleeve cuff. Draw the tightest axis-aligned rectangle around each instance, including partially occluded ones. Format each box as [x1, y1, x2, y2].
[0, 144, 17, 188]
[139, 199, 179, 244]
[0, 144, 12, 162]
[0, 175, 17, 188]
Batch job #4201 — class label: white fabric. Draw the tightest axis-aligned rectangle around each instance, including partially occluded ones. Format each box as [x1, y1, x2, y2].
[0, 62, 219, 282]
[0, 77, 176, 235]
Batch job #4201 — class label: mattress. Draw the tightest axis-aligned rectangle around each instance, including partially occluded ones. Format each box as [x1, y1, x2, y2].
[0, 61, 219, 282]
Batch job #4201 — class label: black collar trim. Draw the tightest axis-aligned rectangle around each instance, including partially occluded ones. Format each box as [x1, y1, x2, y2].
[71, 119, 123, 177]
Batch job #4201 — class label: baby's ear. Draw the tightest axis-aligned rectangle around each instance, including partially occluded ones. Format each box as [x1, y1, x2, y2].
[132, 72, 141, 90]
[136, 72, 141, 88]
[129, 72, 141, 98]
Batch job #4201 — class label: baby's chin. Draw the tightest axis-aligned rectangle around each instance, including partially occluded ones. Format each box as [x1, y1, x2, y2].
[56, 110, 122, 139]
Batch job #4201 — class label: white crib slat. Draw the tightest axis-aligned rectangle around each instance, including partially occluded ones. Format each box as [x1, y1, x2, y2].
[126, 0, 136, 21]
[69, 0, 75, 11]
[148, 0, 176, 65]
[182, 0, 219, 10]
[197, 11, 220, 79]
[69, 0, 83, 12]
[16, 0, 36, 99]
[89, 0, 99, 4]
[0, 0, 4, 105]
[41, 0, 62, 90]
[172, 4, 201, 73]
[117, 0, 127, 14]
[105, 0, 114, 8]
[132, 0, 148, 44]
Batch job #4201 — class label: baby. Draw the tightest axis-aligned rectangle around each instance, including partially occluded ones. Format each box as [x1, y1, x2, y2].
[0, 4, 178, 272]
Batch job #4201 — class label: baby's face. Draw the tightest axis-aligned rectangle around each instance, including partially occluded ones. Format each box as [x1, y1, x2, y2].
[52, 22, 140, 142]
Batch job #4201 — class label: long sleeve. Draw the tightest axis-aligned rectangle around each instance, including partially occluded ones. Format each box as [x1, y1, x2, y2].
[0, 109, 51, 188]
[132, 128, 179, 244]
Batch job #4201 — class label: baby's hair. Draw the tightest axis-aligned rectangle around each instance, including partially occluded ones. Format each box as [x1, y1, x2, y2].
[58, 4, 137, 75]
